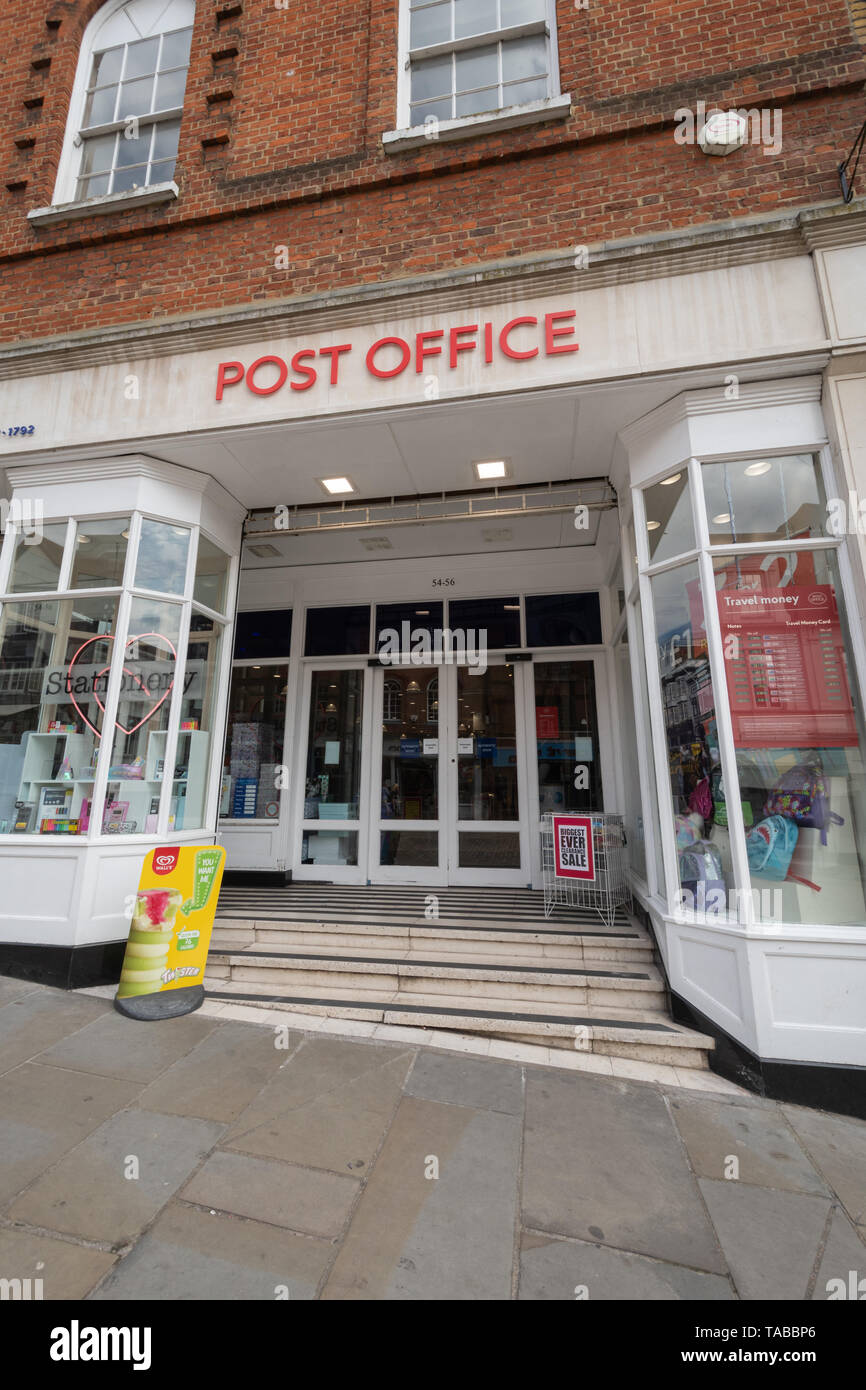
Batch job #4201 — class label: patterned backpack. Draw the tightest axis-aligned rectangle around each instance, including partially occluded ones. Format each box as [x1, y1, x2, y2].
[763, 760, 844, 846]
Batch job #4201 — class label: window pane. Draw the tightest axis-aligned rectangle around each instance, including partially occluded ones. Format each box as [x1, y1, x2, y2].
[526, 593, 602, 646]
[78, 174, 110, 199]
[194, 536, 230, 612]
[6, 524, 67, 595]
[154, 67, 188, 111]
[233, 610, 291, 660]
[115, 130, 153, 168]
[160, 28, 193, 70]
[615, 638, 646, 879]
[502, 76, 547, 105]
[111, 165, 148, 193]
[221, 664, 287, 820]
[702, 454, 826, 545]
[410, 1, 452, 47]
[304, 669, 364, 819]
[501, 33, 548, 80]
[457, 664, 519, 819]
[106, 598, 183, 835]
[454, 0, 498, 39]
[381, 669, 439, 819]
[535, 661, 602, 814]
[449, 596, 520, 650]
[381, 831, 439, 866]
[409, 96, 452, 124]
[711, 548, 866, 926]
[650, 562, 734, 906]
[411, 55, 452, 101]
[455, 87, 499, 116]
[174, 615, 222, 830]
[119, 76, 155, 116]
[148, 158, 177, 184]
[304, 605, 370, 656]
[455, 44, 498, 91]
[91, 46, 123, 85]
[70, 518, 130, 589]
[458, 831, 520, 867]
[124, 37, 160, 80]
[80, 133, 117, 175]
[643, 470, 695, 562]
[501, 0, 546, 23]
[83, 85, 118, 126]
[152, 120, 180, 160]
[135, 519, 190, 595]
[0, 596, 118, 836]
[376, 601, 444, 653]
[302, 829, 358, 866]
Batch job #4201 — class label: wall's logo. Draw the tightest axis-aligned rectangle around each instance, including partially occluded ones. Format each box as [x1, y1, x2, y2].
[152, 847, 180, 876]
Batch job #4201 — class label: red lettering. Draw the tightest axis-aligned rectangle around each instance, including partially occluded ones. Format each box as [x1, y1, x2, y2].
[415, 328, 444, 374]
[500, 317, 538, 360]
[545, 310, 580, 356]
[318, 343, 352, 385]
[366, 336, 412, 379]
[449, 324, 478, 368]
[215, 361, 244, 401]
[483, 322, 494, 363]
[290, 349, 317, 391]
[246, 355, 289, 396]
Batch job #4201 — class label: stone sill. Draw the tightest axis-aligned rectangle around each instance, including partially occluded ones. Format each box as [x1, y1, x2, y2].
[27, 181, 178, 227]
[382, 94, 572, 153]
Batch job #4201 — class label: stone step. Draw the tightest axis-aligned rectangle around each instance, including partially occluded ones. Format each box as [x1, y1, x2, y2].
[212, 916, 655, 963]
[202, 978, 713, 1067]
[206, 944, 666, 1010]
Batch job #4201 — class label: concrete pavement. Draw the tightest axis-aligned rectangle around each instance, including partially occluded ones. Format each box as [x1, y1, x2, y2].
[0, 979, 864, 1301]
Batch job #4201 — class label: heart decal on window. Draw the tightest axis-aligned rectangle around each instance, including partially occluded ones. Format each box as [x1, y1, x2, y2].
[66, 632, 178, 738]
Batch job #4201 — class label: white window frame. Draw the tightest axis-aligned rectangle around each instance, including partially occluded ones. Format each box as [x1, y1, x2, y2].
[387, 0, 569, 151]
[38, 0, 194, 217]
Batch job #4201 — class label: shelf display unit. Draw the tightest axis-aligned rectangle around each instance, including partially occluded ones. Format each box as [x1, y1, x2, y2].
[11, 731, 97, 834]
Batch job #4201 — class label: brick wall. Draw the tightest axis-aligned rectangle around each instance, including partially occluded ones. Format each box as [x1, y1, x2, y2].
[1, 0, 864, 344]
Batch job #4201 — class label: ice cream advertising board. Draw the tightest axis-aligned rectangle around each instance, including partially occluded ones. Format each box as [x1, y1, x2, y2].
[115, 845, 225, 1020]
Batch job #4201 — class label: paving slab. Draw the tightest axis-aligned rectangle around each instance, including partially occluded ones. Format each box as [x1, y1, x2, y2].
[404, 1050, 524, 1115]
[518, 1231, 735, 1301]
[322, 1095, 520, 1300]
[0, 1061, 141, 1206]
[0, 977, 42, 1007]
[0, 989, 109, 1075]
[226, 1037, 413, 1176]
[36, 1009, 219, 1084]
[811, 1206, 866, 1301]
[0, 1226, 117, 1300]
[136, 1022, 300, 1123]
[698, 1178, 831, 1300]
[669, 1094, 829, 1195]
[7, 1108, 224, 1244]
[90, 1201, 331, 1301]
[522, 1070, 725, 1273]
[782, 1105, 866, 1235]
[181, 1149, 359, 1238]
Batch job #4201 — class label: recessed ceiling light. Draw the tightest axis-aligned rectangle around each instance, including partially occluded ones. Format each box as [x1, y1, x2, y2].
[503, 603, 520, 610]
[713, 512, 732, 525]
[660, 473, 682, 486]
[415, 609, 430, 615]
[646, 520, 661, 531]
[744, 460, 772, 476]
[319, 476, 355, 495]
[474, 460, 508, 481]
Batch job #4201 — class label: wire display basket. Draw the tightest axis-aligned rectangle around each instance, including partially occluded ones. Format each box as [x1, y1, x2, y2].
[541, 812, 632, 928]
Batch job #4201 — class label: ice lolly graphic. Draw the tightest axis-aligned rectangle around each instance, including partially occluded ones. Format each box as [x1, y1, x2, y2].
[117, 887, 185, 997]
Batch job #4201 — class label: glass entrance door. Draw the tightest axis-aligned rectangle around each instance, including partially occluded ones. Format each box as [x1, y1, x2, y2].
[371, 666, 444, 882]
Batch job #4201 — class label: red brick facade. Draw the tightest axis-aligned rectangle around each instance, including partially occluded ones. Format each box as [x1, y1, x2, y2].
[1, 0, 864, 342]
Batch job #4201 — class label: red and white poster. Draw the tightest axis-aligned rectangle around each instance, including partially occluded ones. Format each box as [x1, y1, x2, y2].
[553, 815, 595, 880]
[688, 554, 859, 749]
[536, 706, 559, 738]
